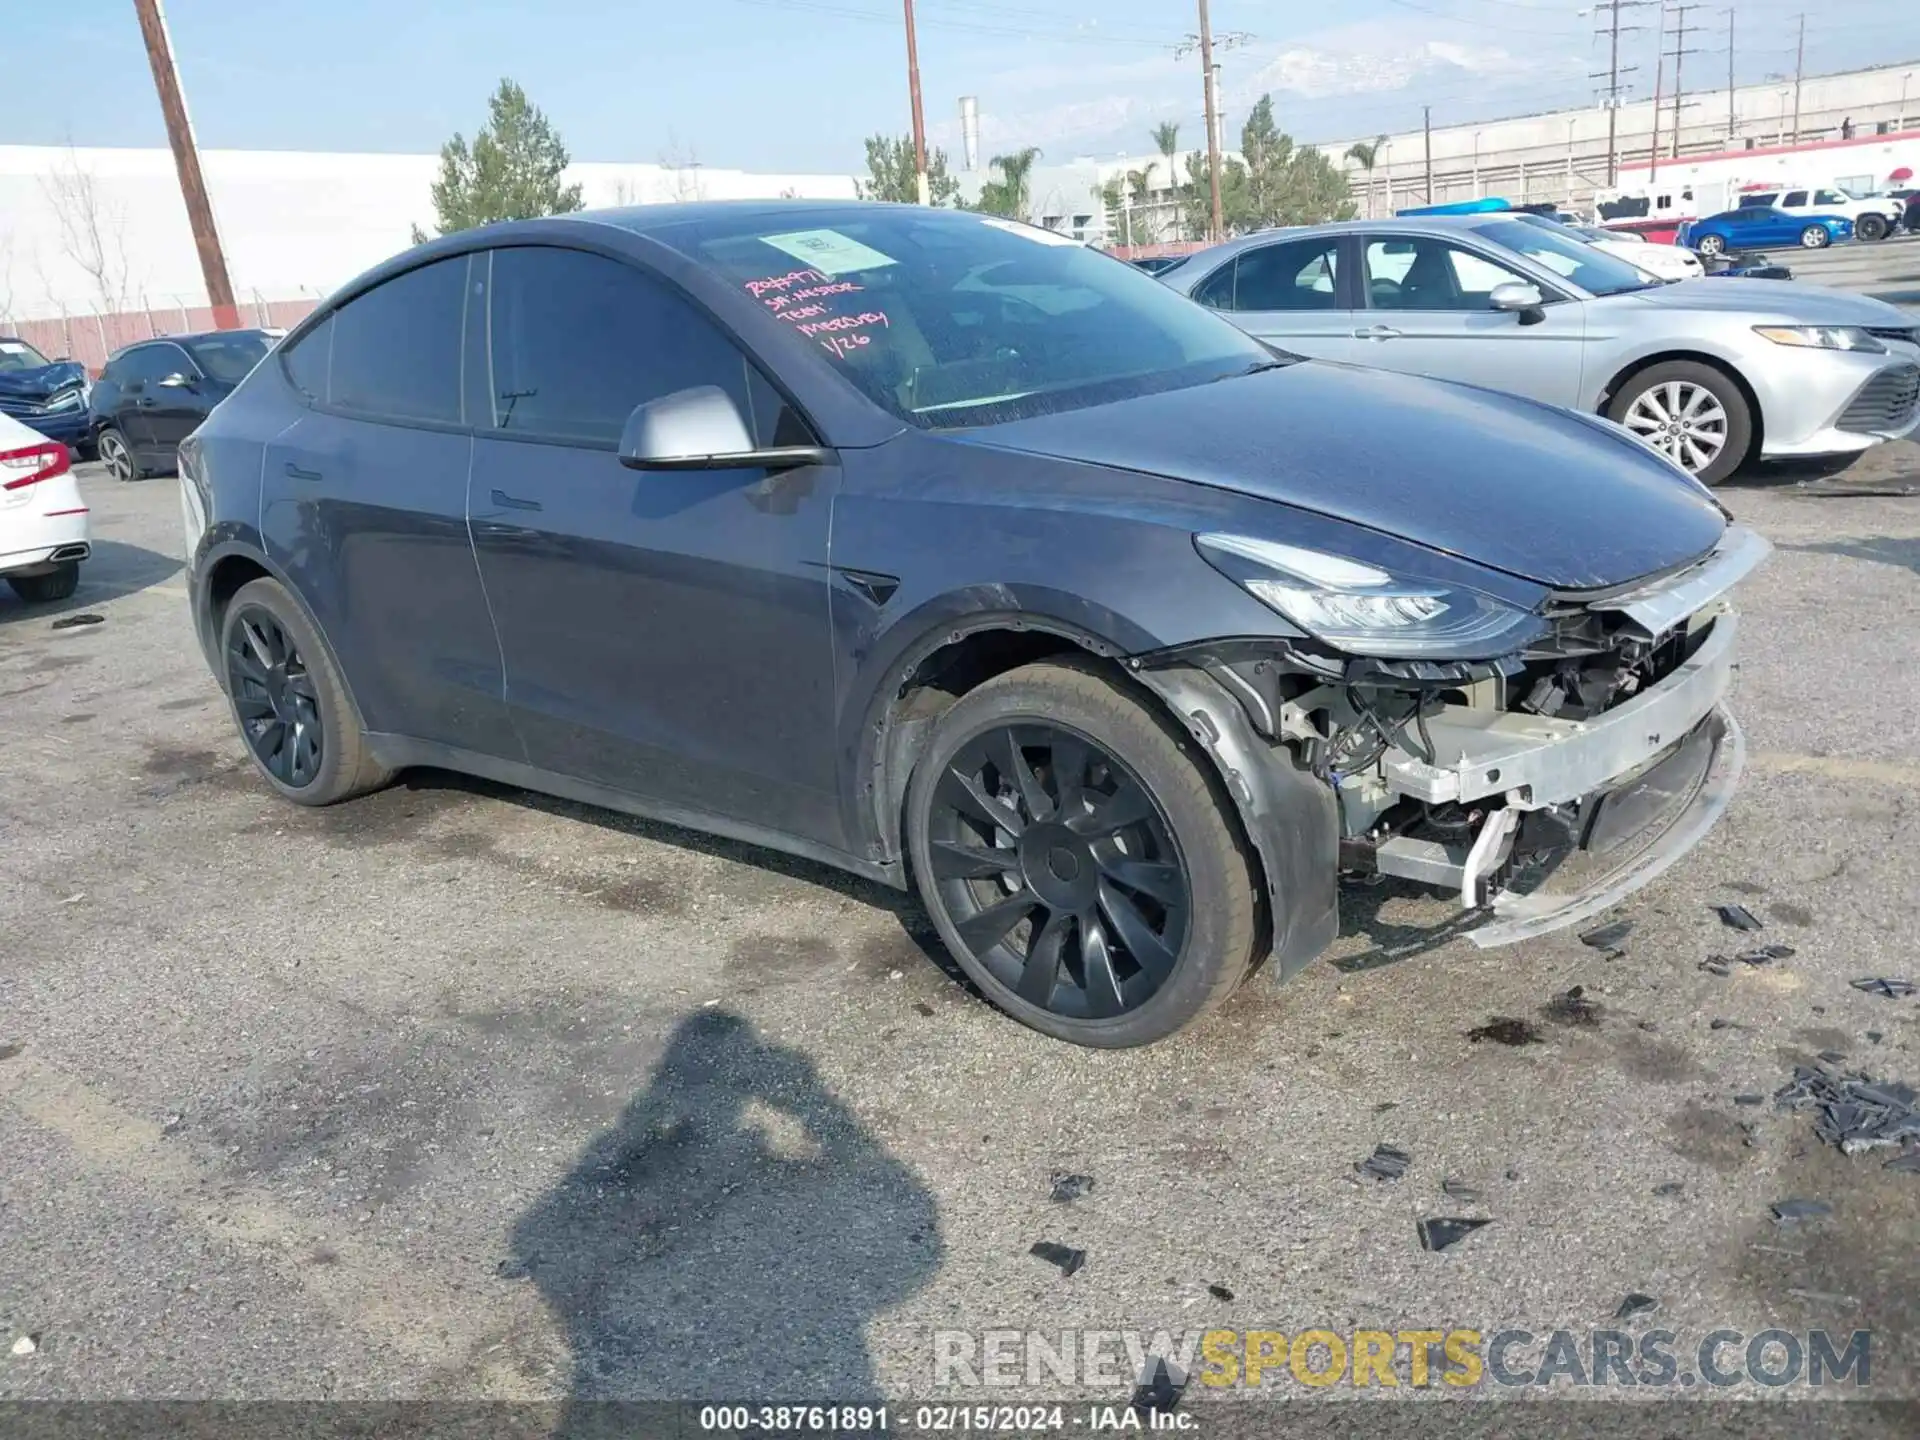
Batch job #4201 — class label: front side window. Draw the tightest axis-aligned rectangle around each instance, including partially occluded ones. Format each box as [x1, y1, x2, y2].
[327, 256, 467, 425]
[1230, 239, 1342, 312]
[185, 331, 273, 384]
[0, 339, 53, 373]
[1364, 237, 1531, 311]
[122, 345, 190, 385]
[659, 208, 1272, 429]
[484, 246, 794, 448]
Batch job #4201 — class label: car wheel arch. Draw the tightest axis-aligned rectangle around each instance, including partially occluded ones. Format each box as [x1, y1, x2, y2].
[197, 545, 369, 733]
[1597, 349, 1765, 464]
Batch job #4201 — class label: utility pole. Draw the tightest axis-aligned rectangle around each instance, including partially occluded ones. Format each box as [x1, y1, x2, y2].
[1197, 0, 1224, 242]
[1423, 105, 1433, 202]
[1789, 13, 1805, 145]
[902, 0, 930, 204]
[132, 0, 238, 329]
[1723, 8, 1736, 141]
[1666, 2, 1703, 158]
[1590, 0, 1652, 186]
[1648, 3, 1665, 178]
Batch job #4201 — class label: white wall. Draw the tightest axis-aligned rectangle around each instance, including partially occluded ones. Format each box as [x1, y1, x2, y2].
[0, 145, 859, 323]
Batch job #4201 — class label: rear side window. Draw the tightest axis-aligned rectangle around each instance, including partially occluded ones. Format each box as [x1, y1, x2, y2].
[1782, 191, 1808, 207]
[326, 256, 468, 424]
[1230, 238, 1342, 312]
[281, 315, 332, 401]
[484, 245, 780, 448]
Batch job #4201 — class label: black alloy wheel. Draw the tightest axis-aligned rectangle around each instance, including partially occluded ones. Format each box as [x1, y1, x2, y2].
[225, 603, 325, 788]
[926, 721, 1191, 1020]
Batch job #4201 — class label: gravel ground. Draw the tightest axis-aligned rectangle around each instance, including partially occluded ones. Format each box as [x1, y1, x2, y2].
[1, 364, 1917, 1421]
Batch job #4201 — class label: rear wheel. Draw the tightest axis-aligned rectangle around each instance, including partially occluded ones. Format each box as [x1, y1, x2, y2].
[1799, 224, 1832, 249]
[220, 577, 391, 806]
[1694, 232, 1726, 257]
[7, 561, 80, 604]
[1609, 361, 1753, 488]
[1856, 212, 1888, 242]
[97, 427, 141, 482]
[906, 659, 1260, 1048]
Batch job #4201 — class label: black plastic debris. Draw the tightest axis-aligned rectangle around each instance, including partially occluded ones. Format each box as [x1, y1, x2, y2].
[1699, 958, 1733, 978]
[1373, 1101, 1399, 1113]
[1850, 978, 1917, 1000]
[1543, 985, 1602, 1027]
[1467, 1017, 1542, 1046]
[1868, 1032, 1884, 1045]
[1652, 1182, 1685, 1197]
[912, 1002, 935, 1017]
[1614, 1293, 1659, 1320]
[1441, 1178, 1481, 1203]
[1029, 1241, 1086, 1277]
[49, 613, 104, 631]
[1130, 1356, 1187, 1416]
[1709, 1019, 1738, 1031]
[1049, 1172, 1094, 1204]
[1818, 1050, 1847, 1064]
[1774, 1063, 1920, 1155]
[1418, 1217, 1491, 1253]
[1713, 903, 1764, 932]
[1770, 1198, 1833, 1224]
[1356, 1144, 1412, 1182]
[1207, 1283, 1234, 1301]
[1887, 1149, 1920, 1175]
[0, 1043, 22, 1062]
[1734, 1094, 1764, 1107]
[1581, 920, 1634, 950]
[1736, 945, 1796, 964]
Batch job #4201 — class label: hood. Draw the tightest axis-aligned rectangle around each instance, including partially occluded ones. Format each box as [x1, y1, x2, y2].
[1613, 277, 1913, 326]
[0, 357, 88, 402]
[959, 363, 1725, 590]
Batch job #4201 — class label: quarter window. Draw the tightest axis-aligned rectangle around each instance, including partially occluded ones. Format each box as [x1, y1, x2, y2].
[484, 246, 787, 448]
[326, 256, 468, 425]
[281, 314, 333, 403]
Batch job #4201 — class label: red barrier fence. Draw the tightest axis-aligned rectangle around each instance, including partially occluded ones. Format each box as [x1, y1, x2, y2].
[5, 297, 320, 376]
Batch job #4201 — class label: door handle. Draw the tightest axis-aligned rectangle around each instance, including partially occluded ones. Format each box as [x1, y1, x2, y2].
[137, 397, 157, 407]
[284, 461, 323, 482]
[490, 488, 542, 512]
[1352, 325, 1402, 340]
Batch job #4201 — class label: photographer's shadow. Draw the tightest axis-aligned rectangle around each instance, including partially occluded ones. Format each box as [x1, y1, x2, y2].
[510, 1010, 940, 1431]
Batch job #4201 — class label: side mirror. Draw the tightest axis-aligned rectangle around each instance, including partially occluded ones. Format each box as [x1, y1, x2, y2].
[157, 372, 195, 389]
[1489, 281, 1545, 312]
[617, 386, 832, 472]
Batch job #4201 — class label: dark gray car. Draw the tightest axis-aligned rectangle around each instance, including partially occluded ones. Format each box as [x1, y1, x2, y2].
[180, 202, 1765, 1048]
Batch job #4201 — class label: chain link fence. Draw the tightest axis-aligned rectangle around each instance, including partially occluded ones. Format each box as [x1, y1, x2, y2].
[4, 295, 321, 375]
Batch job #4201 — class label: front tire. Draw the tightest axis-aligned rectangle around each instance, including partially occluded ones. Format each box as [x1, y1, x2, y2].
[1609, 360, 1754, 488]
[906, 659, 1260, 1048]
[7, 561, 80, 604]
[220, 577, 391, 806]
[97, 426, 142, 482]
[1856, 213, 1888, 242]
[1800, 224, 1832, 249]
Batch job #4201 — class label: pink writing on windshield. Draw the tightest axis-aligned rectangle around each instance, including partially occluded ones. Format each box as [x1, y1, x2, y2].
[743, 268, 828, 298]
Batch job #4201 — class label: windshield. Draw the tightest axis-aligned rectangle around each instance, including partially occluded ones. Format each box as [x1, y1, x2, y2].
[184, 331, 273, 384]
[1468, 218, 1659, 295]
[660, 208, 1274, 429]
[0, 338, 55, 373]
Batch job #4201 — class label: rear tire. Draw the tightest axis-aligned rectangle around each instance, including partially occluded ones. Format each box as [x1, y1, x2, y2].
[219, 577, 392, 806]
[1608, 360, 1754, 488]
[7, 561, 80, 604]
[906, 659, 1261, 1048]
[1694, 233, 1726, 257]
[1856, 212, 1888, 242]
[97, 426, 142, 482]
[1799, 224, 1832, 249]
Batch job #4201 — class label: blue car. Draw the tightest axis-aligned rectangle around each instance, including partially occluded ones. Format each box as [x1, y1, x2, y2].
[1683, 207, 1852, 257]
[0, 337, 92, 452]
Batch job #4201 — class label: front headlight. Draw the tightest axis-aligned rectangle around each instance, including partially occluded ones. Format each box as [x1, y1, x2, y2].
[1753, 324, 1887, 353]
[1196, 533, 1548, 659]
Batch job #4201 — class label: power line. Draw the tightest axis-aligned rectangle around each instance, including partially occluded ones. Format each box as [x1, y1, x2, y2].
[1589, 0, 1657, 185]
[1665, 2, 1706, 157]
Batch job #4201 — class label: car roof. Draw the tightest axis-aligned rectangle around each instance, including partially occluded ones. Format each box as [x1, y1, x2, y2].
[106, 328, 275, 361]
[550, 198, 936, 238]
[1176, 214, 1533, 263]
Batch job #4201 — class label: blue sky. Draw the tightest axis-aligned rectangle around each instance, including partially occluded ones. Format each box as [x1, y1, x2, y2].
[11, 0, 1916, 171]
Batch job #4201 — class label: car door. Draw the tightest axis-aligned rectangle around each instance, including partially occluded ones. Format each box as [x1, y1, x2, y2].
[1351, 233, 1588, 408]
[140, 340, 209, 462]
[1193, 235, 1361, 362]
[109, 344, 172, 452]
[259, 254, 518, 759]
[466, 244, 844, 848]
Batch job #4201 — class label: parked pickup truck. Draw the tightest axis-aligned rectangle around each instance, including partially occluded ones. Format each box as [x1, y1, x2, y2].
[1738, 186, 1902, 241]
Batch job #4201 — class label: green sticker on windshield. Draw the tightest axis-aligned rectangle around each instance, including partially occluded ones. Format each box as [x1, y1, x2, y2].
[759, 229, 898, 276]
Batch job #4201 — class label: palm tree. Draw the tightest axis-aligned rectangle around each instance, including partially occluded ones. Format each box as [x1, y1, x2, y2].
[1126, 168, 1153, 205]
[1150, 121, 1183, 242]
[1344, 134, 1388, 218]
[987, 146, 1042, 223]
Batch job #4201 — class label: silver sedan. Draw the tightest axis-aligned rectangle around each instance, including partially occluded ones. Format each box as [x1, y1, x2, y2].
[1158, 216, 1920, 485]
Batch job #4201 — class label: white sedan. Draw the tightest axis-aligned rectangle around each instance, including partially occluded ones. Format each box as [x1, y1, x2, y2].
[1509, 213, 1703, 280]
[0, 410, 89, 603]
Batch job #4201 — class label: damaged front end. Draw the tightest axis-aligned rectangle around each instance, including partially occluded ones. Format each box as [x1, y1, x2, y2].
[1136, 525, 1769, 956]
